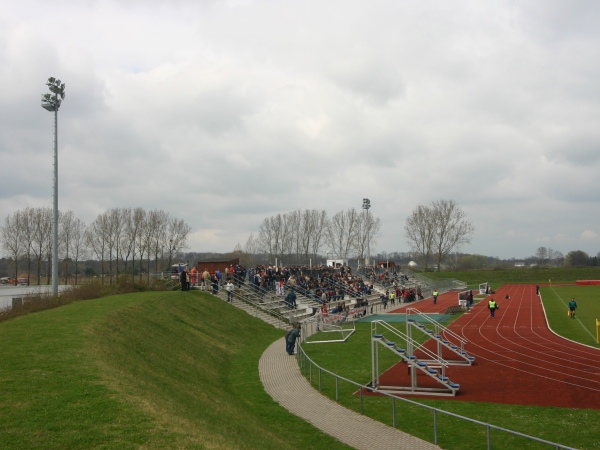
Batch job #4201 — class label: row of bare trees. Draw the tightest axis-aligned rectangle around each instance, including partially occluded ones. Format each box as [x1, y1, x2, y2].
[0, 207, 191, 285]
[245, 208, 381, 265]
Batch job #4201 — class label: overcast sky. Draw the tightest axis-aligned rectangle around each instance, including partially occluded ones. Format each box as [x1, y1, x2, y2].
[1, 0, 599, 260]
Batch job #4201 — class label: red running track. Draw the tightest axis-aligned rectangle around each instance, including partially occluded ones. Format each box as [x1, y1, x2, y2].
[379, 284, 600, 409]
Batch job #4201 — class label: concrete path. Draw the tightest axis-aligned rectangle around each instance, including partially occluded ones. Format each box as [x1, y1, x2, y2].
[259, 337, 440, 450]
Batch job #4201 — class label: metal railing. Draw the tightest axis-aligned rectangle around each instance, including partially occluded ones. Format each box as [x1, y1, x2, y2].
[295, 343, 575, 450]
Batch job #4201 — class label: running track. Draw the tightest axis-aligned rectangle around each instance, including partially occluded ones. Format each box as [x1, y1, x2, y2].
[379, 284, 600, 409]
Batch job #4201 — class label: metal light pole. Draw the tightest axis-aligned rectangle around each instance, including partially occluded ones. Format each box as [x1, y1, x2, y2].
[362, 198, 371, 268]
[42, 77, 66, 296]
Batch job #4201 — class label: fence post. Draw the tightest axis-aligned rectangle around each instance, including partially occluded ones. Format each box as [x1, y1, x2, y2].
[335, 377, 339, 401]
[433, 409, 438, 445]
[360, 387, 363, 414]
[318, 368, 322, 391]
[487, 425, 491, 449]
[392, 397, 396, 428]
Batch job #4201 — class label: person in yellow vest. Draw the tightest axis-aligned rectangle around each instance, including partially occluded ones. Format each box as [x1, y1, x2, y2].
[389, 291, 396, 306]
[488, 298, 498, 318]
[433, 290, 439, 304]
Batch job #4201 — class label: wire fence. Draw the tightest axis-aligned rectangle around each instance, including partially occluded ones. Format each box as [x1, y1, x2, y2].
[296, 341, 575, 450]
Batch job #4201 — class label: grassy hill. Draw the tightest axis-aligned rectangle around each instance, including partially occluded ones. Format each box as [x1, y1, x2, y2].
[0, 291, 351, 449]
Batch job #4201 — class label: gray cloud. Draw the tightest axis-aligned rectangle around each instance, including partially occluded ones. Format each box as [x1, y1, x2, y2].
[1, 0, 599, 259]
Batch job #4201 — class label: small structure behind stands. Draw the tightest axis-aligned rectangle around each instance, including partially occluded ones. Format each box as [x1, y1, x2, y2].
[479, 282, 490, 295]
[376, 261, 396, 269]
[197, 258, 240, 275]
[458, 290, 469, 308]
[326, 258, 348, 269]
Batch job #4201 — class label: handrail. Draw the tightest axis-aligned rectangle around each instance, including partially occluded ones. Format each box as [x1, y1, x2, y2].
[229, 285, 289, 327]
[406, 307, 467, 347]
[371, 320, 446, 367]
[296, 343, 576, 450]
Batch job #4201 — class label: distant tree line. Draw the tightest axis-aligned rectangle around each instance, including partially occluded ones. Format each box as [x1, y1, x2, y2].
[0, 207, 191, 285]
[244, 208, 381, 266]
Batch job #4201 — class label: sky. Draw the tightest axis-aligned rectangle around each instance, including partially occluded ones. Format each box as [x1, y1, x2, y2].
[1, 0, 599, 261]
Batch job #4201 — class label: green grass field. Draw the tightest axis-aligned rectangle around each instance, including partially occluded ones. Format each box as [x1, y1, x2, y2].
[425, 267, 600, 291]
[1, 275, 599, 449]
[541, 284, 600, 347]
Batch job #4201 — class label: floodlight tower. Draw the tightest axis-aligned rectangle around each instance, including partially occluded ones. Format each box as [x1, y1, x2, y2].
[362, 198, 371, 268]
[41, 77, 66, 296]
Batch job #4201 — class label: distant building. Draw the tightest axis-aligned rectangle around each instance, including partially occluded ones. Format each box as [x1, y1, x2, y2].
[514, 261, 526, 268]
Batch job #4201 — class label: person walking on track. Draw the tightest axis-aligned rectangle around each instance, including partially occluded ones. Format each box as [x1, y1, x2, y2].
[568, 298, 577, 318]
[488, 298, 498, 318]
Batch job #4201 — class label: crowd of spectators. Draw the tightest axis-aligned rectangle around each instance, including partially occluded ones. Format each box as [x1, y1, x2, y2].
[195, 262, 426, 316]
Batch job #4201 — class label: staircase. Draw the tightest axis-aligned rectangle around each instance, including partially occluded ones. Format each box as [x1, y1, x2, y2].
[406, 308, 475, 365]
[370, 320, 460, 396]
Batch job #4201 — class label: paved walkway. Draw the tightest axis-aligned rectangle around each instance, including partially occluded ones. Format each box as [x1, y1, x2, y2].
[259, 337, 440, 450]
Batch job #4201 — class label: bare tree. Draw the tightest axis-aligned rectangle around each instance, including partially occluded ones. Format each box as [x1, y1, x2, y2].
[244, 233, 260, 267]
[150, 210, 169, 276]
[1, 210, 24, 284]
[355, 210, 382, 264]
[280, 212, 297, 264]
[286, 210, 302, 264]
[32, 208, 53, 285]
[431, 199, 474, 271]
[125, 208, 146, 279]
[21, 207, 37, 284]
[325, 208, 360, 259]
[119, 208, 135, 275]
[59, 210, 76, 284]
[163, 215, 191, 280]
[308, 210, 328, 263]
[87, 212, 110, 281]
[404, 205, 436, 271]
[257, 214, 284, 263]
[547, 248, 564, 267]
[108, 208, 126, 279]
[134, 209, 148, 282]
[535, 247, 548, 266]
[70, 216, 87, 284]
[43, 210, 55, 284]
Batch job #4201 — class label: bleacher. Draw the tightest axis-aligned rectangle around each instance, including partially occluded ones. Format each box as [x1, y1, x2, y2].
[212, 266, 381, 325]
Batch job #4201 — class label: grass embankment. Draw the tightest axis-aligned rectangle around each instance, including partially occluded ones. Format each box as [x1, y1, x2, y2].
[301, 276, 600, 449]
[0, 291, 351, 449]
